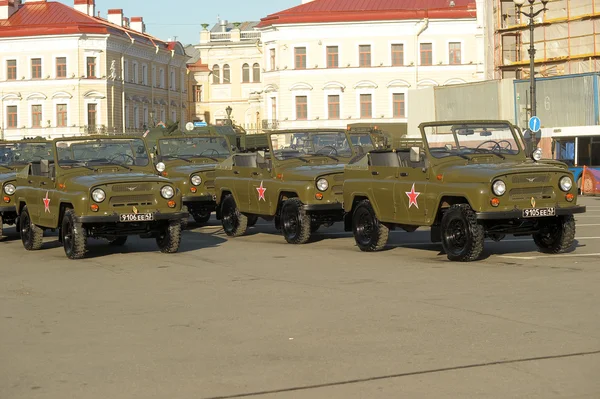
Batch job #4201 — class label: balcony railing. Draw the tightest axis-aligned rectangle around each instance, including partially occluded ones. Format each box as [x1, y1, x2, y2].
[209, 31, 261, 42]
[262, 119, 279, 130]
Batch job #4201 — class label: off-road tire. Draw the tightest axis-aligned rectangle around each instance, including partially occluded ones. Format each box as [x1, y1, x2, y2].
[533, 215, 576, 254]
[352, 199, 389, 252]
[247, 215, 258, 227]
[440, 204, 485, 262]
[221, 194, 248, 237]
[109, 236, 128, 246]
[62, 209, 87, 259]
[191, 210, 211, 224]
[280, 198, 311, 244]
[156, 220, 182, 253]
[20, 206, 44, 251]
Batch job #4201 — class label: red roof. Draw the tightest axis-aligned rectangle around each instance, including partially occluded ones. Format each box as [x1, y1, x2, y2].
[257, 0, 477, 28]
[0, 1, 171, 49]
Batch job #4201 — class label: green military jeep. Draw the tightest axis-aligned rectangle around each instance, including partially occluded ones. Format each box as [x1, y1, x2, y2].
[215, 129, 364, 244]
[151, 134, 233, 224]
[1, 140, 53, 238]
[343, 120, 586, 261]
[15, 136, 187, 259]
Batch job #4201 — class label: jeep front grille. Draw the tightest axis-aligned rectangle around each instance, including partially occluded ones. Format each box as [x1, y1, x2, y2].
[509, 186, 554, 201]
[332, 185, 343, 195]
[110, 195, 154, 207]
[333, 174, 344, 182]
[112, 183, 153, 192]
[204, 180, 215, 189]
[512, 174, 550, 184]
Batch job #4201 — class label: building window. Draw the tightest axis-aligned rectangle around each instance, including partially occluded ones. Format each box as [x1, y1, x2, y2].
[295, 96, 307, 120]
[134, 106, 139, 128]
[124, 60, 129, 82]
[449, 42, 462, 65]
[7, 106, 17, 128]
[56, 57, 67, 78]
[392, 93, 405, 118]
[294, 47, 306, 70]
[242, 63, 250, 83]
[125, 105, 129, 128]
[420, 43, 432, 66]
[360, 94, 372, 118]
[212, 65, 220, 84]
[222, 64, 230, 84]
[87, 103, 97, 128]
[193, 85, 203, 102]
[32, 105, 42, 128]
[326, 46, 339, 68]
[143, 107, 148, 127]
[252, 63, 260, 82]
[160, 109, 165, 123]
[57, 104, 68, 127]
[87, 57, 96, 78]
[359, 45, 371, 67]
[152, 65, 156, 86]
[159, 69, 165, 88]
[328, 95, 340, 119]
[391, 44, 404, 66]
[170, 69, 175, 89]
[171, 110, 176, 122]
[269, 49, 276, 71]
[31, 58, 42, 79]
[132, 62, 138, 83]
[142, 64, 148, 85]
[6, 60, 17, 80]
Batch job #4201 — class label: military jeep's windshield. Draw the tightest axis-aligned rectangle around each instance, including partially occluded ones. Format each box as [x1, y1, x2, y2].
[56, 138, 149, 168]
[270, 131, 353, 161]
[158, 136, 230, 160]
[349, 134, 375, 151]
[0, 142, 53, 166]
[423, 122, 522, 159]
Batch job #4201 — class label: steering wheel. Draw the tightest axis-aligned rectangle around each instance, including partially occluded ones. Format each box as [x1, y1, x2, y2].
[200, 149, 219, 156]
[495, 140, 513, 151]
[109, 153, 135, 165]
[315, 146, 338, 156]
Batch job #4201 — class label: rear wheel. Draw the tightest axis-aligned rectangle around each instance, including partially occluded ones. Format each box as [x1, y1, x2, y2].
[191, 210, 211, 224]
[221, 194, 248, 237]
[156, 220, 182, 253]
[440, 204, 485, 262]
[62, 209, 87, 259]
[533, 215, 575, 254]
[20, 206, 44, 251]
[109, 236, 128, 246]
[281, 198, 311, 244]
[352, 200, 389, 252]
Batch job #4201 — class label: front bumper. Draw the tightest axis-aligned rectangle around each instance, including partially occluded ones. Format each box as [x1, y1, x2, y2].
[75, 211, 189, 224]
[182, 195, 214, 203]
[0, 205, 16, 213]
[302, 203, 343, 212]
[476, 205, 586, 220]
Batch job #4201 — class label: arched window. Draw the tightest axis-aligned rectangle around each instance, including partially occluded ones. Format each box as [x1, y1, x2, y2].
[212, 65, 220, 84]
[252, 63, 261, 82]
[242, 63, 250, 83]
[222, 64, 231, 84]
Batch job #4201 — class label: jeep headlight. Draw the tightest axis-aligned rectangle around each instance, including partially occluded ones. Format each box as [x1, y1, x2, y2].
[191, 175, 202, 186]
[91, 188, 106, 203]
[492, 180, 506, 196]
[559, 176, 573, 192]
[532, 148, 542, 161]
[3, 183, 16, 195]
[316, 178, 329, 192]
[156, 162, 166, 172]
[161, 185, 175, 199]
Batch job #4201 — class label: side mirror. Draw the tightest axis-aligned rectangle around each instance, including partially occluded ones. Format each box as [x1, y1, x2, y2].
[410, 147, 421, 163]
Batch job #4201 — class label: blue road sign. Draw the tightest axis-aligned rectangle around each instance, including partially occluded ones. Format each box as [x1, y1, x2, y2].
[528, 116, 541, 133]
[193, 121, 207, 127]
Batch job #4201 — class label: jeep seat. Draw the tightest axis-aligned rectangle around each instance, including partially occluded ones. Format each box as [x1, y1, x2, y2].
[397, 150, 425, 169]
[369, 152, 400, 167]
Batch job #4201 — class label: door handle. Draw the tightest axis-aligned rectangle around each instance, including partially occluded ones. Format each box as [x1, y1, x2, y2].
[40, 181, 48, 185]
[251, 172, 260, 176]
[233, 170, 240, 175]
[371, 171, 379, 176]
[400, 172, 409, 177]
[28, 180, 33, 184]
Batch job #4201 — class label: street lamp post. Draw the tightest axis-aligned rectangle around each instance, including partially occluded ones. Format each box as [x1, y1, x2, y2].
[513, 0, 548, 146]
[225, 105, 233, 125]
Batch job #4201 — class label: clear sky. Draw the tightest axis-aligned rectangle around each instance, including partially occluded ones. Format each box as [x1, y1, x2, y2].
[55, 0, 300, 45]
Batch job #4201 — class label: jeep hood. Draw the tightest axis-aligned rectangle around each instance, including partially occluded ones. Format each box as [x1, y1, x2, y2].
[441, 161, 570, 183]
[280, 163, 345, 181]
[0, 171, 16, 183]
[64, 172, 171, 187]
[169, 163, 216, 176]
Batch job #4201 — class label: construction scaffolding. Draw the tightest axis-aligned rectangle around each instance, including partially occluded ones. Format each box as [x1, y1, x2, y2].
[495, 0, 600, 79]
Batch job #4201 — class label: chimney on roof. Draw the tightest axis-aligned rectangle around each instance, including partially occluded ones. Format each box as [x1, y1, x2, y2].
[0, 0, 22, 20]
[74, 0, 95, 17]
[107, 9, 124, 26]
[131, 17, 145, 33]
[220, 19, 228, 32]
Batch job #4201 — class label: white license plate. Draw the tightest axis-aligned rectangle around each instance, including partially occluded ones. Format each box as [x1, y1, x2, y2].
[119, 213, 154, 222]
[522, 207, 555, 218]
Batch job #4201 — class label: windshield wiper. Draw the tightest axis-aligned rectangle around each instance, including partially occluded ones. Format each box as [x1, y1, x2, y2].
[72, 162, 97, 172]
[166, 155, 192, 163]
[472, 149, 506, 160]
[312, 154, 339, 161]
[99, 161, 133, 171]
[193, 155, 220, 162]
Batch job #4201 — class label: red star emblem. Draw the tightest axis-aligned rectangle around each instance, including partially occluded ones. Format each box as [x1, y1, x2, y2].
[43, 191, 51, 213]
[256, 181, 266, 201]
[405, 183, 420, 209]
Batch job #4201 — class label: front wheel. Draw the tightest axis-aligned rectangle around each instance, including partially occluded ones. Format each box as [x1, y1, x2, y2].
[20, 206, 44, 251]
[352, 200, 389, 252]
[281, 198, 311, 244]
[533, 215, 575, 254]
[440, 204, 485, 262]
[221, 194, 248, 237]
[156, 220, 182, 253]
[62, 209, 87, 259]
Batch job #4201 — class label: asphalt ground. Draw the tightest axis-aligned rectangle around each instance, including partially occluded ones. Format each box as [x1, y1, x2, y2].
[1, 196, 599, 399]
